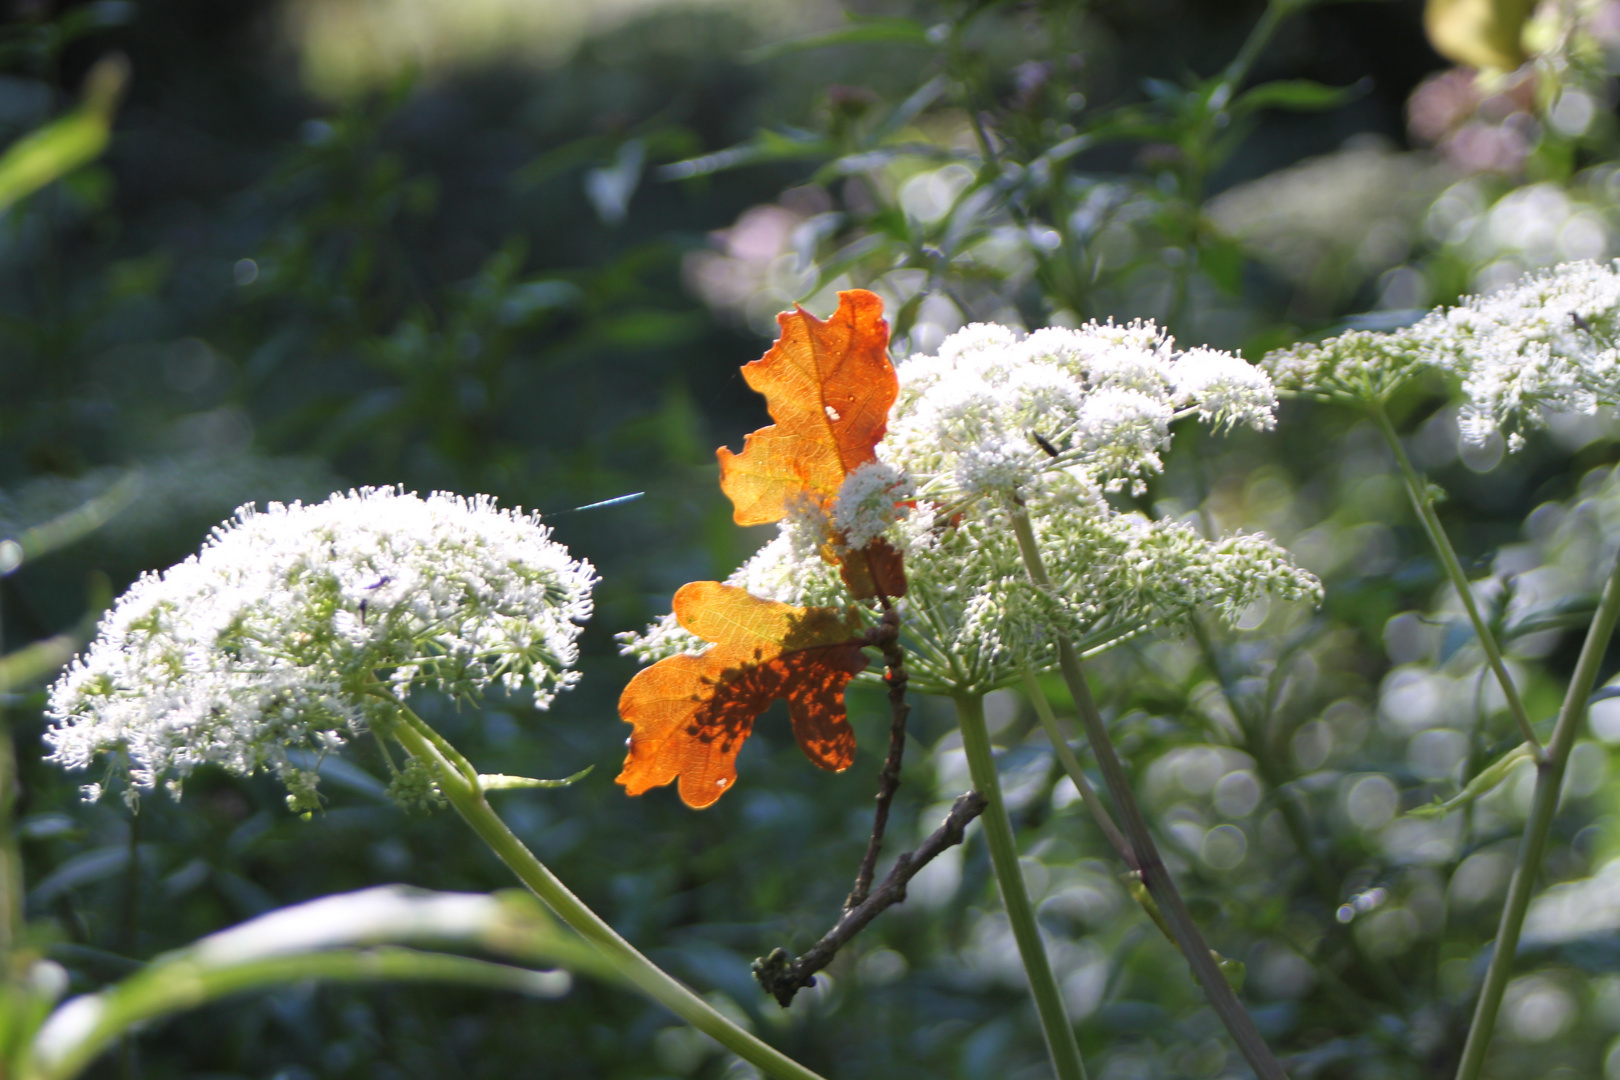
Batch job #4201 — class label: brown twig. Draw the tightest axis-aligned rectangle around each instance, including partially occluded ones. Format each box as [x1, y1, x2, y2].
[847, 606, 909, 909]
[754, 790, 987, 1006]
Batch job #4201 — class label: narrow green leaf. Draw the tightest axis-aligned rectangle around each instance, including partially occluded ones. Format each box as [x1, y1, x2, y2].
[1409, 742, 1535, 819]
[25, 887, 617, 1080]
[0, 53, 127, 215]
[657, 129, 831, 181]
[479, 766, 594, 792]
[2, 472, 142, 574]
[744, 17, 932, 63]
[1230, 78, 1368, 117]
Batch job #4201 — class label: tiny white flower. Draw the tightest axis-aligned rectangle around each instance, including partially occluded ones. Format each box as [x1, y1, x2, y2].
[1173, 346, 1278, 431]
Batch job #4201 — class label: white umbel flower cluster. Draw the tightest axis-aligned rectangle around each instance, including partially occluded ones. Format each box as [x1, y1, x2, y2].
[620, 320, 1319, 692]
[1413, 260, 1620, 448]
[46, 488, 596, 807]
[886, 319, 1276, 500]
[1265, 261, 1620, 452]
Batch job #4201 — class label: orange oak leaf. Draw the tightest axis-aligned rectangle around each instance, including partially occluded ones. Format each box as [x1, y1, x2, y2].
[717, 288, 894, 524]
[617, 581, 870, 809]
[717, 288, 907, 600]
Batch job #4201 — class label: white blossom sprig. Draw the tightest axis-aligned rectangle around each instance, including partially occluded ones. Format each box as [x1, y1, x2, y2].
[1412, 259, 1620, 448]
[45, 487, 597, 808]
[1265, 261, 1620, 451]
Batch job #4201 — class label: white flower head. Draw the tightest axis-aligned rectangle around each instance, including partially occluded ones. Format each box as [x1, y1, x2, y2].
[887, 318, 1276, 502]
[45, 487, 597, 808]
[622, 317, 1310, 696]
[1415, 259, 1620, 444]
[1173, 347, 1278, 431]
[889, 477, 1322, 692]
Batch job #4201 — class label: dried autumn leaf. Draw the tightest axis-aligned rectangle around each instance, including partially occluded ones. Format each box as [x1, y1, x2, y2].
[837, 536, 907, 601]
[717, 288, 907, 600]
[616, 582, 870, 808]
[718, 288, 895, 523]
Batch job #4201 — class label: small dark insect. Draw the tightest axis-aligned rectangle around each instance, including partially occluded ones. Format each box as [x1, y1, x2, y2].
[1571, 311, 1616, 349]
[1031, 430, 1061, 458]
[359, 575, 392, 625]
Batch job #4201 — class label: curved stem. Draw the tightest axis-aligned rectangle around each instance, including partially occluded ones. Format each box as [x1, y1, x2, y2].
[1454, 548, 1620, 1080]
[27, 949, 600, 1080]
[385, 707, 828, 1080]
[1372, 404, 1543, 759]
[1020, 668, 1132, 865]
[954, 693, 1088, 1080]
[1007, 506, 1289, 1080]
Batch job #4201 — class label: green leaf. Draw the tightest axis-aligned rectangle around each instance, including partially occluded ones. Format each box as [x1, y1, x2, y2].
[23, 887, 617, 1080]
[744, 16, 932, 63]
[1409, 742, 1535, 819]
[1230, 78, 1368, 117]
[1199, 233, 1245, 296]
[657, 128, 831, 181]
[0, 53, 127, 215]
[479, 766, 594, 792]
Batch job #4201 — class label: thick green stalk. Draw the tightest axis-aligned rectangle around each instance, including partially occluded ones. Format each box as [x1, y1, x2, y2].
[953, 693, 1088, 1080]
[384, 708, 827, 1080]
[1372, 405, 1543, 758]
[1007, 507, 1289, 1080]
[1454, 549, 1620, 1080]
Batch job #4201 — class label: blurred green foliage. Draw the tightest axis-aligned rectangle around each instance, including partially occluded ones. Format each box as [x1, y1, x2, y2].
[11, 0, 1620, 1078]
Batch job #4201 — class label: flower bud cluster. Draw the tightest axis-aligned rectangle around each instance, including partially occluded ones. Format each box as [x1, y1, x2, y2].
[46, 488, 596, 805]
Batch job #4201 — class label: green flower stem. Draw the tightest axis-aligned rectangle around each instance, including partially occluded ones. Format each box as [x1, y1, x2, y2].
[1454, 548, 1620, 1080]
[1372, 404, 1544, 759]
[1020, 668, 1132, 865]
[1007, 506, 1289, 1080]
[0, 578, 19, 974]
[385, 707, 829, 1080]
[1217, 0, 1304, 99]
[0, 711, 19, 972]
[953, 693, 1088, 1080]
